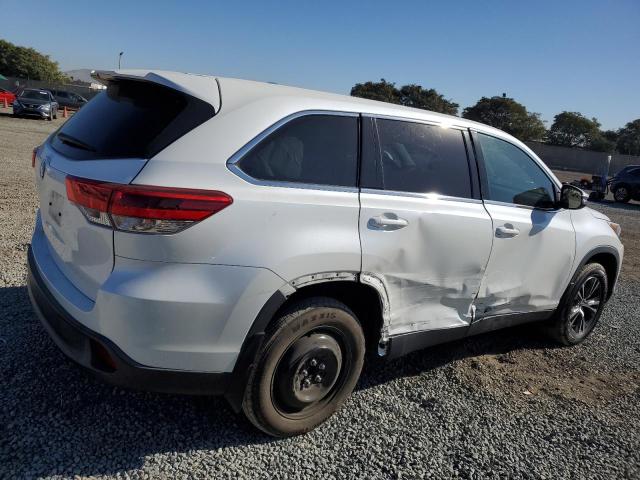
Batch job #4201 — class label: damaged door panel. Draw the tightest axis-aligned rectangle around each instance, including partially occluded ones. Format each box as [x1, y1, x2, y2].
[475, 202, 575, 317]
[472, 132, 576, 318]
[360, 193, 493, 336]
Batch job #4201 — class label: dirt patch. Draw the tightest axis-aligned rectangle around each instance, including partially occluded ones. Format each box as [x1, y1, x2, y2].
[454, 348, 640, 405]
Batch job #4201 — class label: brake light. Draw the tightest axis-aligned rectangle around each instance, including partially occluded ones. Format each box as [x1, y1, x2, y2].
[65, 176, 232, 234]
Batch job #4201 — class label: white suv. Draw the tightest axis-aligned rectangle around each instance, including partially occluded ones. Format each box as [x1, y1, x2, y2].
[28, 70, 623, 436]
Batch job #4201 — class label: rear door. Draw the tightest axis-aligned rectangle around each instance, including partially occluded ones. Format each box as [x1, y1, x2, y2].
[472, 131, 575, 317]
[34, 77, 216, 300]
[359, 117, 494, 337]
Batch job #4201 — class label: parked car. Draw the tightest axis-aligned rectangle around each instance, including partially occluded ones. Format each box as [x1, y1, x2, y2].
[13, 88, 58, 120]
[28, 70, 624, 437]
[50, 89, 88, 110]
[610, 165, 640, 203]
[0, 87, 16, 104]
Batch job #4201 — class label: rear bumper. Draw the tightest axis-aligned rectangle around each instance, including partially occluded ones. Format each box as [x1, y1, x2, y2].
[27, 246, 230, 395]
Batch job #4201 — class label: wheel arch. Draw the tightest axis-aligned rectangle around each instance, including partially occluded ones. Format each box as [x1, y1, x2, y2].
[575, 246, 620, 300]
[224, 276, 385, 411]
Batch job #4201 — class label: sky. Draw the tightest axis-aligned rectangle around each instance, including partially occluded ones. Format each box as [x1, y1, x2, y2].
[2, 0, 638, 130]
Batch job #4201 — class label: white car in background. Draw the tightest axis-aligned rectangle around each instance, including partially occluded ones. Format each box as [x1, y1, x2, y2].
[28, 70, 623, 437]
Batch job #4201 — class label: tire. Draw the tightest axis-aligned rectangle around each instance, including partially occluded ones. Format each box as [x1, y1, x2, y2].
[548, 263, 608, 346]
[47, 110, 52, 121]
[242, 297, 365, 437]
[613, 185, 630, 203]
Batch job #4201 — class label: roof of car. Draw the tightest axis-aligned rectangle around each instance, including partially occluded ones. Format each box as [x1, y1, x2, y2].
[94, 69, 496, 131]
[91, 69, 551, 172]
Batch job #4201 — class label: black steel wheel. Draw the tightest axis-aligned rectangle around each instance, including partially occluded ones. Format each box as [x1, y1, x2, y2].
[549, 262, 608, 345]
[242, 297, 365, 437]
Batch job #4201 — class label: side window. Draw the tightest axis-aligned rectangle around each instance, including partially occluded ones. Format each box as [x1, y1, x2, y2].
[237, 114, 358, 187]
[361, 118, 472, 198]
[477, 133, 555, 208]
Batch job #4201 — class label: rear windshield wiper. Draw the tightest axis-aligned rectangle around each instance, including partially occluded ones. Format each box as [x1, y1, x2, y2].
[57, 132, 96, 152]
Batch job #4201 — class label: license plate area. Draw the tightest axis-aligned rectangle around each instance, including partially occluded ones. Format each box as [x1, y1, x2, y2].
[48, 190, 65, 227]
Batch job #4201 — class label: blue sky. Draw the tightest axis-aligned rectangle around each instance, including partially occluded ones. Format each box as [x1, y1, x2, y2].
[2, 0, 638, 130]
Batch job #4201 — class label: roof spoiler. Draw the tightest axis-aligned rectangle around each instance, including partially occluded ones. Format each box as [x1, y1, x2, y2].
[90, 70, 221, 113]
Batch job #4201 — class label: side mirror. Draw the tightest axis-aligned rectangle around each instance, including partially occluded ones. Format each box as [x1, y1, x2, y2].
[559, 183, 587, 210]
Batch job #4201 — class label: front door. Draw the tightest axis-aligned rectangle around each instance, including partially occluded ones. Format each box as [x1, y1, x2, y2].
[359, 117, 494, 337]
[472, 132, 576, 318]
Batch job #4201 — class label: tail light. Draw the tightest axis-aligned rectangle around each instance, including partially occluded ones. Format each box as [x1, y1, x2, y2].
[65, 176, 232, 234]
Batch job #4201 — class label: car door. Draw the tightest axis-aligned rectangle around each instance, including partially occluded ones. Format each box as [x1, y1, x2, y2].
[359, 116, 494, 338]
[472, 131, 575, 318]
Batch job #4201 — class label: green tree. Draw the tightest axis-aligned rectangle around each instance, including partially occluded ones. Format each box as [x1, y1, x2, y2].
[398, 84, 458, 115]
[350, 79, 458, 115]
[461, 96, 546, 141]
[547, 112, 602, 148]
[350, 79, 400, 104]
[616, 119, 640, 155]
[0, 38, 68, 83]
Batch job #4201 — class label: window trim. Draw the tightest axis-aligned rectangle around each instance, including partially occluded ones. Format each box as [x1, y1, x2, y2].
[226, 110, 360, 193]
[359, 114, 478, 200]
[471, 130, 561, 211]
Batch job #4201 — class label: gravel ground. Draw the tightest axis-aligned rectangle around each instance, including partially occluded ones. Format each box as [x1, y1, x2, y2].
[1, 112, 639, 479]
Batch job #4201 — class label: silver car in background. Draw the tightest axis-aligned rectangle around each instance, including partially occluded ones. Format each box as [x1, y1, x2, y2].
[13, 88, 58, 120]
[28, 70, 623, 437]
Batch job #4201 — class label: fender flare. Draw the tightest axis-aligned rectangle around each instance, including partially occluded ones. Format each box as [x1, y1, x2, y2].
[568, 245, 621, 300]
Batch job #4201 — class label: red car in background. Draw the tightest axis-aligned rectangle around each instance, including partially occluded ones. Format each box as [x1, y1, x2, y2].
[0, 87, 16, 104]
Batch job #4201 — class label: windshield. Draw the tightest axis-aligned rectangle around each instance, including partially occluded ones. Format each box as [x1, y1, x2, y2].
[20, 90, 50, 101]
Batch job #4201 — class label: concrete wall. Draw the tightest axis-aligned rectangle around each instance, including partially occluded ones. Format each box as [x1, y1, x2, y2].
[526, 141, 640, 175]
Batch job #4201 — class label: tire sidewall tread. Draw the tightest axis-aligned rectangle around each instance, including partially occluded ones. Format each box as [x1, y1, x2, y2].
[242, 296, 365, 437]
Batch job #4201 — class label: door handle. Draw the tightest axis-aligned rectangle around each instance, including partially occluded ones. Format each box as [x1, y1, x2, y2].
[496, 225, 520, 238]
[369, 213, 409, 230]
[370, 214, 409, 230]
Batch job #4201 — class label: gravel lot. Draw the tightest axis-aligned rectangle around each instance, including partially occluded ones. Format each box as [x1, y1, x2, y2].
[1, 112, 639, 479]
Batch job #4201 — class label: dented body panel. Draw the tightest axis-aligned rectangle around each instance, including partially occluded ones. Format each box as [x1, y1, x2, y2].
[359, 190, 493, 336]
[475, 201, 576, 317]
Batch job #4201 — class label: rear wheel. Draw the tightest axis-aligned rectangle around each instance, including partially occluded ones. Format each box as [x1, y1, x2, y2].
[613, 185, 630, 203]
[242, 297, 365, 437]
[548, 263, 608, 345]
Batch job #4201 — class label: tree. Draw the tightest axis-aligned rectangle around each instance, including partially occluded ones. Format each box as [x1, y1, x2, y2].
[547, 112, 602, 148]
[0, 39, 68, 83]
[461, 96, 546, 141]
[350, 79, 458, 115]
[350, 79, 400, 104]
[616, 119, 640, 155]
[398, 84, 458, 115]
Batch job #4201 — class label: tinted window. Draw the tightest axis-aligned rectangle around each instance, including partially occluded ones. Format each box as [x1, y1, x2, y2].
[477, 133, 555, 208]
[237, 115, 358, 187]
[361, 118, 472, 198]
[51, 80, 215, 160]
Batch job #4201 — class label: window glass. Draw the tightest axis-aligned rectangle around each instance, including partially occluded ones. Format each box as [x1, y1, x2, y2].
[361, 118, 472, 197]
[51, 80, 215, 160]
[477, 133, 555, 208]
[238, 115, 358, 187]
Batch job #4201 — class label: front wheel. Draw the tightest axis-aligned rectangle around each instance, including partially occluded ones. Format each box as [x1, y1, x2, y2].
[548, 263, 608, 345]
[613, 185, 630, 203]
[242, 297, 365, 437]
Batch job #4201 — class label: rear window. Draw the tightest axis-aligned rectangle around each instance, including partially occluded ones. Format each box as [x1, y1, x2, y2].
[50, 80, 215, 160]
